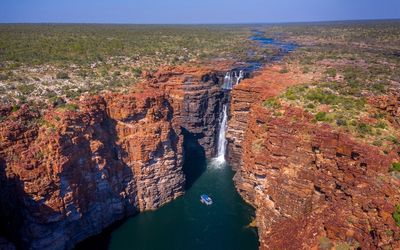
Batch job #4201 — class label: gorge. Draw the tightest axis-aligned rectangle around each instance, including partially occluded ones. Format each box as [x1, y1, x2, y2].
[1, 29, 400, 250]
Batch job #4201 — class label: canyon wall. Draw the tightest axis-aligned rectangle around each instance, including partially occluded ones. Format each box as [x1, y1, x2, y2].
[0, 65, 228, 249]
[228, 66, 400, 249]
[153, 66, 228, 158]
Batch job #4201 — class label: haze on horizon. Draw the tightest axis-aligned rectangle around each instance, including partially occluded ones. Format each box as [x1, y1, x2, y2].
[1, 0, 400, 24]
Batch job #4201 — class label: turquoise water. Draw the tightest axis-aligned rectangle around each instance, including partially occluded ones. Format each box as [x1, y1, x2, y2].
[108, 160, 258, 250]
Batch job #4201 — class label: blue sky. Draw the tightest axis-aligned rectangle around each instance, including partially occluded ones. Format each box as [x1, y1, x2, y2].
[1, 0, 399, 24]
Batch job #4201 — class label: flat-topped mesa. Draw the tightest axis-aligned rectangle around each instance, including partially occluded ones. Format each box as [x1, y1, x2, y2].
[0, 64, 233, 250]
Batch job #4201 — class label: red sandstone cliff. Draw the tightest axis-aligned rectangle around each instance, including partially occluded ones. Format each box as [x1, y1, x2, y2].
[0, 91, 184, 249]
[228, 66, 400, 249]
[0, 65, 229, 250]
[2, 61, 398, 250]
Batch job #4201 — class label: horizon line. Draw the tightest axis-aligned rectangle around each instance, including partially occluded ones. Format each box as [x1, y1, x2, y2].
[1, 17, 400, 26]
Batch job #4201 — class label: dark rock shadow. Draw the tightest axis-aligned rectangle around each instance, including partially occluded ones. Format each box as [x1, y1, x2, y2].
[181, 128, 207, 190]
[0, 158, 58, 250]
[73, 218, 126, 250]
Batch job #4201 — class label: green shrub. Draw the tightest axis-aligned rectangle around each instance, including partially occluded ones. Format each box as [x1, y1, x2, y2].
[279, 67, 289, 74]
[132, 67, 142, 77]
[306, 103, 315, 109]
[12, 105, 20, 112]
[393, 204, 400, 227]
[335, 242, 351, 250]
[386, 135, 399, 145]
[263, 98, 281, 109]
[302, 66, 310, 74]
[357, 123, 372, 135]
[319, 237, 332, 250]
[372, 140, 382, 147]
[390, 162, 400, 172]
[372, 82, 385, 93]
[58, 103, 79, 111]
[56, 71, 69, 79]
[374, 121, 387, 129]
[315, 112, 327, 121]
[16, 84, 35, 95]
[0, 73, 9, 81]
[336, 119, 347, 126]
[50, 96, 66, 107]
[325, 68, 337, 78]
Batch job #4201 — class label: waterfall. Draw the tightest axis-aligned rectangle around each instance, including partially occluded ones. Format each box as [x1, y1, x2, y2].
[223, 72, 233, 90]
[222, 70, 244, 90]
[214, 104, 228, 164]
[213, 70, 244, 165]
[236, 70, 244, 85]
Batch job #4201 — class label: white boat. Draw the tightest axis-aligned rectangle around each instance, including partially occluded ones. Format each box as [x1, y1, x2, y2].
[200, 194, 213, 205]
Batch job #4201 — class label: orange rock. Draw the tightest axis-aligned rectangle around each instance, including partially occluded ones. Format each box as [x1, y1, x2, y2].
[228, 65, 400, 249]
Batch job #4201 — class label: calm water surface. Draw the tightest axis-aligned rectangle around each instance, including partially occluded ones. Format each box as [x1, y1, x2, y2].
[108, 159, 258, 250]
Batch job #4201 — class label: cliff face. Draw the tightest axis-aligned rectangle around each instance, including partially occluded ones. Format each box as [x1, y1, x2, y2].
[0, 65, 228, 249]
[229, 66, 400, 249]
[227, 66, 310, 170]
[153, 65, 228, 158]
[0, 91, 184, 249]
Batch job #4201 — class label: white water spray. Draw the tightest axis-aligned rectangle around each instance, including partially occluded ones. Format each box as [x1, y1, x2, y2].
[236, 70, 244, 85]
[214, 104, 228, 165]
[222, 70, 244, 90]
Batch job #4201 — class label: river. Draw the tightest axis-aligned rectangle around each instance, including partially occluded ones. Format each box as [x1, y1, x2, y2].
[75, 30, 296, 250]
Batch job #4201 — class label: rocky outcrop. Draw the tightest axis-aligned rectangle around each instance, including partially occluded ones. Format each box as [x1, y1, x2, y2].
[227, 66, 311, 170]
[229, 66, 400, 249]
[369, 91, 400, 128]
[0, 91, 184, 249]
[0, 65, 229, 249]
[153, 65, 229, 158]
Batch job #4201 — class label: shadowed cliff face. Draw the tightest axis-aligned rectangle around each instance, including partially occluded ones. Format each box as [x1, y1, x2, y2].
[0, 93, 184, 249]
[154, 66, 228, 158]
[228, 66, 400, 249]
[181, 128, 206, 190]
[0, 65, 229, 250]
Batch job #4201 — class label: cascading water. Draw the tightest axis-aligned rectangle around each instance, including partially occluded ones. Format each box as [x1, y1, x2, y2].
[214, 104, 228, 165]
[236, 70, 244, 85]
[214, 69, 245, 165]
[222, 70, 244, 90]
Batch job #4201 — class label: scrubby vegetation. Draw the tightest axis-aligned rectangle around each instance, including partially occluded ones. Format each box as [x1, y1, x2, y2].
[0, 24, 256, 104]
[262, 20, 400, 150]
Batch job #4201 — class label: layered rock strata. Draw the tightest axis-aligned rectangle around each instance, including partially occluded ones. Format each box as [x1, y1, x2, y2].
[227, 66, 310, 170]
[0, 65, 228, 250]
[229, 66, 400, 249]
[153, 65, 229, 158]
